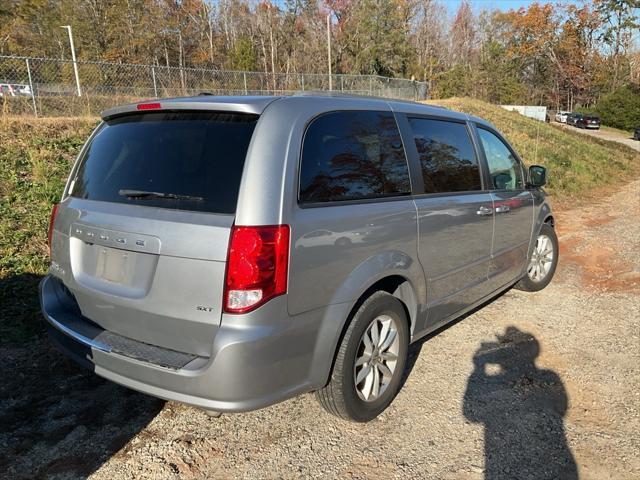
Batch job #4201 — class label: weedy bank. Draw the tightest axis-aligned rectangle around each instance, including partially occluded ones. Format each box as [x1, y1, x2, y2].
[1, 100, 638, 343]
[0, 117, 97, 344]
[429, 98, 639, 197]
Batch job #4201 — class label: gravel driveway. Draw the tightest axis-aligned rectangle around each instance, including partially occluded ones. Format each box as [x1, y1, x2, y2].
[1, 181, 639, 480]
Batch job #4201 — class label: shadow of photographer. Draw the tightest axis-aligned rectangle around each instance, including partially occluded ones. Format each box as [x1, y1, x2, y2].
[463, 326, 578, 479]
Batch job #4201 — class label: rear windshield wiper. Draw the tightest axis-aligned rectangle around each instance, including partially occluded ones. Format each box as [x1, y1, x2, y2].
[118, 189, 203, 202]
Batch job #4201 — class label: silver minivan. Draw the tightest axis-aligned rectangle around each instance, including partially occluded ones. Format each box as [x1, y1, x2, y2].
[40, 94, 558, 422]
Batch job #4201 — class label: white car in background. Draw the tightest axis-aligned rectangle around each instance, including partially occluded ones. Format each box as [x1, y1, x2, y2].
[0, 83, 33, 97]
[555, 111, 571, 123]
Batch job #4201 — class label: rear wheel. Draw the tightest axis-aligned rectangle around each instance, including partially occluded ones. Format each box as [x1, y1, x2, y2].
[515, 223, 558, 292]
[315, 291, 409, 422]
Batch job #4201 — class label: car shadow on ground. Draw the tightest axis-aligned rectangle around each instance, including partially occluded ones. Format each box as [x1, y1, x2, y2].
[400, 292, 577, 480]
[0, 273, 164, 479]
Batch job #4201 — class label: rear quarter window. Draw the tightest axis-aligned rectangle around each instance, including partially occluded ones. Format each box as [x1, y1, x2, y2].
[299, 111, 411, 204]
[70, 111, 258, 214]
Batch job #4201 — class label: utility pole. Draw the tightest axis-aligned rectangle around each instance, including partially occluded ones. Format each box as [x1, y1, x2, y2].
[60, 25, 81, 97]
[326, 13, 332, 91]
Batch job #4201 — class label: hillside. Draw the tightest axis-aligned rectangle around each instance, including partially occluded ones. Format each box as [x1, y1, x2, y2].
[428, 98, 639, 198]
[0, 118, 97, 343]
[0, 110, 638, 342]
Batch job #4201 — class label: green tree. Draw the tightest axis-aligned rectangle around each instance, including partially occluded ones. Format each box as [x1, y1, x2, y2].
[229, 36, 257, 71]
[591, 84, 640, 130]
[433, 64, 475, 98]
[478, 41, 527, 104]
[339, 0, 414, 76]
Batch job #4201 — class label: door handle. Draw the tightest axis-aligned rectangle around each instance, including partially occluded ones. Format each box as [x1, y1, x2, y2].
[476, 206, 493, 216]
[495, 205, 510, 214]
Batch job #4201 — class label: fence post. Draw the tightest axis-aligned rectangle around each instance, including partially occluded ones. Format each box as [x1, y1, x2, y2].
[369, 76, 372, 95]
[301, 74, 305, 91]
[151, 66, 158, 98]
[25, 58, 38, 117]
[340, 75, 343, 91]
[243, 72, 248, 95]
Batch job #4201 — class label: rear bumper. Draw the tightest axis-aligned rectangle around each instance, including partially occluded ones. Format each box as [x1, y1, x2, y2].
[40, 274, 344, 412]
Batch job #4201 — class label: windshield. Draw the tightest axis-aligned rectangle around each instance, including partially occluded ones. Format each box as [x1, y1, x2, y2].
[70, 111, 258, 214]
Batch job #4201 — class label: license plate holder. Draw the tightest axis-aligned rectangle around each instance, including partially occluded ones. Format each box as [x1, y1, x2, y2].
[96, 246, 130, 283]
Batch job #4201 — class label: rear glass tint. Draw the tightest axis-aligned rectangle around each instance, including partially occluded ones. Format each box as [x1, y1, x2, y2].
[299, 111, 411, 203]
[70, 111, 258, 214]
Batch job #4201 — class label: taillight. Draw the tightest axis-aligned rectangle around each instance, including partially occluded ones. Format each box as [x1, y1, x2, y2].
[224, 225, 290, 314]
[136, 102, 161, 110]
[47, 203, 59, 255]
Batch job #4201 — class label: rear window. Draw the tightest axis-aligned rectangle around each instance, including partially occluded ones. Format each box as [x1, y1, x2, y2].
[299, 111, 411, 203]
[70, 111, 258, 214]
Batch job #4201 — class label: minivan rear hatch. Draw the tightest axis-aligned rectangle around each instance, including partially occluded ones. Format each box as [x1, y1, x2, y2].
[55, 110, 259, 356]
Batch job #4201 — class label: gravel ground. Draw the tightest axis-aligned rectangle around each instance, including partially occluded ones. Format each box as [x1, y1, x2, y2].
[555, 122, 640, 152]
[1, 181, 639, 480]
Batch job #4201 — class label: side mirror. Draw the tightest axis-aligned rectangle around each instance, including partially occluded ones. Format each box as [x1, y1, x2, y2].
[528, 165, 547, 188]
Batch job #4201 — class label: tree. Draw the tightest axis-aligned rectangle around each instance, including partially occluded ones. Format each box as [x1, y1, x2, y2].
[410, 0, 448, 87]
[595, 0, 640, 89]
[229, 36, 256, 71]
[590, 84, 640, 130]
[450, 0, 475, 68]
[337, 0, 414, 76]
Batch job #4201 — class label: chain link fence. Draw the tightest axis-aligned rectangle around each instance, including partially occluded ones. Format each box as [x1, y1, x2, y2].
[0, 55, 428, 117]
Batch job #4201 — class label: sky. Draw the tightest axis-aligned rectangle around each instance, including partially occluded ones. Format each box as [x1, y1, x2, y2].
[442, 0, 575, 14]
[270, 0, 582, 15]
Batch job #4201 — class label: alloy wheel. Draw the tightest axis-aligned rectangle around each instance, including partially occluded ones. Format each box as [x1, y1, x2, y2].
[527, 234, 554, 282]
[353, 314, 400, 402]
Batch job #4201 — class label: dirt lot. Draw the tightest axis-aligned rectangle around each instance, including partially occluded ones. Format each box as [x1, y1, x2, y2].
[1, 181, 639, 480]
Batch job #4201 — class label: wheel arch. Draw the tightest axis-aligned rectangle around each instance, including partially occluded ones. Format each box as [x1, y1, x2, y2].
[544, 214, 555, 227]
[317, 273, 420, 389]
[354, 275, 418, 336]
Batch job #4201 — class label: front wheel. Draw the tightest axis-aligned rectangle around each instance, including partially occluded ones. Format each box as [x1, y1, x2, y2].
[315, 291, 409, 422]
[515, 223, 558, 292]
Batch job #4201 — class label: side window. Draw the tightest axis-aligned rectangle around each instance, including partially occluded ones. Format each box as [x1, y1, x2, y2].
[477, 128, 524, 190]
[408, 118, 481, 193]
[299, 111, 411, 203]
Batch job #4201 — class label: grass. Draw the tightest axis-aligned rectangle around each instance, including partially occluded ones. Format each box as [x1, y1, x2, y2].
[427, 98, 639, 199]
[0, 104, 638, 344]
[0, 117, 98, 344]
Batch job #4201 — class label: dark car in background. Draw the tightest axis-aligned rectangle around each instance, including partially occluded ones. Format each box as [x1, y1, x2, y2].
[566, 113, 583, 126]
[575, 115, 601, 130]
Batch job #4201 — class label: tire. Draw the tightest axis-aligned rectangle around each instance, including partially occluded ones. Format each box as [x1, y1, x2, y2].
[515, 223, 558, 292]
[315, 291, 409, 422]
